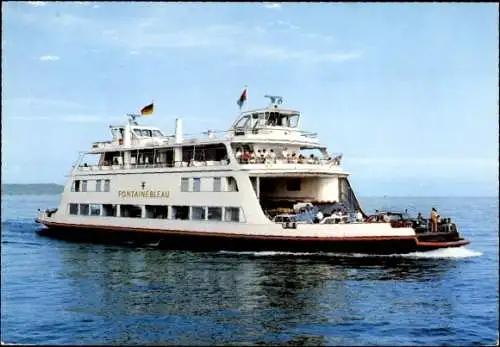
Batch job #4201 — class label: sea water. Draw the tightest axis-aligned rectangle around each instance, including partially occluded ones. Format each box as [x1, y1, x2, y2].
[1, 195, 498, 345]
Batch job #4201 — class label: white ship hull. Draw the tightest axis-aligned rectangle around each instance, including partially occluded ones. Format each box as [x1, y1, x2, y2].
[35, 95, 470, 254]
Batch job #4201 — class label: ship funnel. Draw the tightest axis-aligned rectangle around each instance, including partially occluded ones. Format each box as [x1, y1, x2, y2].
[175, 118, 183, 144]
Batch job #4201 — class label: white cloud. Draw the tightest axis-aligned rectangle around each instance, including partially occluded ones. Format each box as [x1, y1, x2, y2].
[24, 11, 359, 65]
[263, 3, 281, 10]
[39, 55, 60, 61]
[27, 1, 46, 7]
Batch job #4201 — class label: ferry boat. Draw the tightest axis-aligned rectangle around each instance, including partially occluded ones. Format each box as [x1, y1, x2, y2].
[35, 94, 471, 254]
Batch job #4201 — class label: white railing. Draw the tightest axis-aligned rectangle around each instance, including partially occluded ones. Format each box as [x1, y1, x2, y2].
[239, 160, 342, 169]
[75, 159, 230, 172]
[236, 154, 342, 166]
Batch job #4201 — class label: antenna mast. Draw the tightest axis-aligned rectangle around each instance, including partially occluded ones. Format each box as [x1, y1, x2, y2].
[126, 113, 140, 125]
[264, 95, 283, 107]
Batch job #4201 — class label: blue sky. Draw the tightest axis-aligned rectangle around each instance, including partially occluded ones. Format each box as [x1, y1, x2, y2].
[2, 2, 498, 196]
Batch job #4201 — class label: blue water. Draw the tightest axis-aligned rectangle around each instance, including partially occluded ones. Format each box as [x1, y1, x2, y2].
[1, 195, 498, 345]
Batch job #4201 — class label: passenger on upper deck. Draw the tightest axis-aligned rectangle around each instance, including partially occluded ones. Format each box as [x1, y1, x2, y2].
[282, 148, 289, 159]
[242, 150, 251, 163]
[235, 148, 243, 162]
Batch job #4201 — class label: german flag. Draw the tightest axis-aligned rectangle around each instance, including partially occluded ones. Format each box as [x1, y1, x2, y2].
[140, 103, 154, 116]
[237, 87, 247, 109]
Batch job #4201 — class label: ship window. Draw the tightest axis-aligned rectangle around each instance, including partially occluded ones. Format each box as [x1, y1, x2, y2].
[287, 114, 299, 128]
[152, 130, 163, 137]
[191, 206, 205, 220]
[69, 203, 78, 215]
[182, 144, 228, 163]
[286, 178, 301, 191]
[103, 204, 118, 217]
[181, 178, 189, 192]
[72, 180, 81, 192]
[234, 115, 250, 128]
[193, 178, 201, 192]
[145, 205, 168, 219]
[96, 180, 102, 192]
[82, 180, 88, 192]
[207, 207, 222, 221]
[104, 180, 110, 192]
[224, 207, 240, 222]
[90, 204, 101, 216]
[227, 177, 239, 192]
[172, 206, 189, 220]
[103, 152, 119, 166]
[213, 177, 221, 192]
[120, 204, 142, 218]
[80, 204, 90, 216]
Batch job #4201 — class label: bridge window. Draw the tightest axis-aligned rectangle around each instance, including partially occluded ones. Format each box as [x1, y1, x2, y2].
[287, 114, 299, 128]
[234, 115, 250, 129]
[82, 180, 88, 192]
[96, 180, 102, 192]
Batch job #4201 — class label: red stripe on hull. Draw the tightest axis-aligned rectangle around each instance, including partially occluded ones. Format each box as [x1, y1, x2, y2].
[416, 239, 471, 250]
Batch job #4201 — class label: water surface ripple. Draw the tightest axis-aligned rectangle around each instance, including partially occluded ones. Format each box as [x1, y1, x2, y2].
[1, 195, 498, 345]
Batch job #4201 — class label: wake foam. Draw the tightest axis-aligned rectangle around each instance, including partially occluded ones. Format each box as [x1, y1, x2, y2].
[398, 247, 482, 259]
[218, 247, 482, 259]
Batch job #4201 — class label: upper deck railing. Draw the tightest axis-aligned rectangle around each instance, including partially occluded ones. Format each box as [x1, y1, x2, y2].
[74, 154, 343, 174]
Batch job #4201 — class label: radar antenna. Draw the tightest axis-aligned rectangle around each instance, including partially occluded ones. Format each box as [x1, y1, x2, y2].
[126, 113, 140, 125]
[264, 95, 283, 107]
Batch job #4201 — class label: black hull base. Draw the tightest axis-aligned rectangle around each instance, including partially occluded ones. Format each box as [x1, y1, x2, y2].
[36, 224, 469, 255]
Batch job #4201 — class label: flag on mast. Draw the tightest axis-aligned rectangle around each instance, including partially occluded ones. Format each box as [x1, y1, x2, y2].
[237, 87, 247, 109]
[140, 102, 154, 116]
